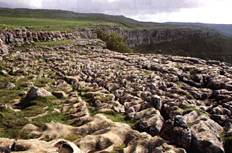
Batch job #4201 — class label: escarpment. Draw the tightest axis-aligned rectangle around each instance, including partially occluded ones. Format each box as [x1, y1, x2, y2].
[0, 29, 231, 153]
[100, 26, 218, 47]
[0, 26, 218, 48]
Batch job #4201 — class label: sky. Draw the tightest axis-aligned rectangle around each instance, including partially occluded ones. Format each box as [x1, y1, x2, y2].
[0, 0, 231, 24]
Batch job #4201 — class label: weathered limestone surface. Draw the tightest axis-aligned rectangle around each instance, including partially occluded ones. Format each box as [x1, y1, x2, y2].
[101, 25, 218, 47]
[0, 26, 218, 48]
[1, 36, 232, 153]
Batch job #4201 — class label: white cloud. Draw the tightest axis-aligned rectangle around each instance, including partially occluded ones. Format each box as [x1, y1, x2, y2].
[0, 0, 42, 8]
[29, 0, 42, 8]
[129, 0, 232, 24]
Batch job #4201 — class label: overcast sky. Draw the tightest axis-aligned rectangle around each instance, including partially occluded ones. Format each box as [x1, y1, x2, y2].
[0, 0, 231, 24]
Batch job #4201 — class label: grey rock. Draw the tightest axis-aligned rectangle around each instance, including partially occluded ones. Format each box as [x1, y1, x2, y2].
[160, 117, 192, 149]
[190, 116, 224, 153]
[21, 82, 34, 87]
[1, 82, 15, 89]
[0, 44, 9, 56]
[0, 70, 7, 75]
[26, 86, 52, 99]
[151, 95, 162, 110]
[65, 76, 79, 84]
[52, 91, 68, 98]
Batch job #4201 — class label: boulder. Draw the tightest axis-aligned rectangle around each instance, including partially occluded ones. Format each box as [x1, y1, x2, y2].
[65, 76, 79, 84]
[190, 116, 224, 153]
[0, 70, 8, 75]
[52, 91, 68, 98]
[21, 82, 34, 87]
[1, 82, 15, 89]
[160, 117, 192, 149]
[25, 86, 52, 99]
[0, 138, 82, 153]
[151, 95, 162, 110]
[0, 44, 9, 56]
[137, 112, 164, 135]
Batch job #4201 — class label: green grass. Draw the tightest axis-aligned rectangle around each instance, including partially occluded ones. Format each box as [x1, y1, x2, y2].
[65, 134, 81, 142]
[0, 8, 180, 30]
[102, 111, 137, 129]
[180, 106, 211, 117]
[98, 95, 112, 102]
[0, 89, 27, 104]
[0, 96, 75, 139]
[0, 107, 28, 139]
[20, 96, 72, 127]
[220, 131, 232, 152]
[35, 40, 76, 46]
[0, 16, 115, 32]
[0, 75, 10, 87]
[34, 78, 54, 87]
[0, 75, 29, 104]
[111, 144, 126, 153]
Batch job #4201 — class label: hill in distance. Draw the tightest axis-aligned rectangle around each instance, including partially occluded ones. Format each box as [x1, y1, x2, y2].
[0, 7, 232, 64]
[1, 7, 232, 35]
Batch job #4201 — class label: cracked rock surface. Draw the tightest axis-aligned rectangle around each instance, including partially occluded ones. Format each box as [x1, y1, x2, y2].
[1, 37, 232, 152]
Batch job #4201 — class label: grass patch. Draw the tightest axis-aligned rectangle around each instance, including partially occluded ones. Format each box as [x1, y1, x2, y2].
[34, 78, 54, 87]
[0, 16, 115, 32]
[47, 87, 69, 95]
[79, 88, 97, 93]
[220, 131, 232, 152]
[65, 134, 81, 142]
[180, 106, 211, 117]
[0, 75, 11, 87]
[35, 40, 75, 46]
[29, 111, 70, 127]
[16, 96, 71, 128]
[19, 96, 72, 127]
[98, 95, 112, 102]
[111, 144, 126, 153]
[0, 89, 27, 104]
[19, 96, 57, 108]
[174, 64, 180, 69]
[0, 107, 29, 139]
[102, 111, 137, 129]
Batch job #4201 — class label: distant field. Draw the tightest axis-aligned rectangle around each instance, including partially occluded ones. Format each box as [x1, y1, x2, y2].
[0, 16, 116, 31]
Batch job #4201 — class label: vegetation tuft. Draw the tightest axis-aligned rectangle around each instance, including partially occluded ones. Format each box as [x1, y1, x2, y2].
[220, 131, 232, 153]
[96, 29, 134, 53]
[111, 144, 126, 153]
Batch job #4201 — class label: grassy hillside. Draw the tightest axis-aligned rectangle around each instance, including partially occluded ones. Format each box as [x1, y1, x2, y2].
[1, 7, 232, 64]
[1, 7, 231, 33]
[0, 8, 138, 29]
[133, 35, 232, 63]
[0, 16, 116, 31]
[166, 22, 232, 37]
[0, 8, 185, 30]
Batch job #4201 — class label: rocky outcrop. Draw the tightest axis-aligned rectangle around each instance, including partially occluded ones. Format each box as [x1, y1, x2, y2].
[25, 86, 53, 99]
[0, 27, 96, 47]
[21, 114, 185, 153]
[101, 26, 218, 47]
[0, 138, 81, 153]
[1, 37, 232, 152]
[0, 26, 218, 48]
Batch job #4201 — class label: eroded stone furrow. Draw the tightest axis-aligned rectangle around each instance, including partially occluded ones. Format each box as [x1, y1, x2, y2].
[1, 38, 232, 152]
